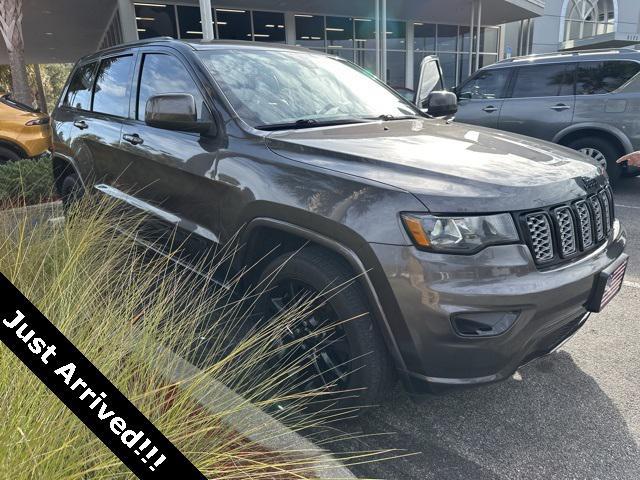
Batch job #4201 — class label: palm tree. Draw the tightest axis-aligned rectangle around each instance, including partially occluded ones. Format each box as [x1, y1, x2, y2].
[0, 0, 33, 105]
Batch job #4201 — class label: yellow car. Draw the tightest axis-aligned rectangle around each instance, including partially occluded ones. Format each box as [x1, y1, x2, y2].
[0, 93, 51, 163]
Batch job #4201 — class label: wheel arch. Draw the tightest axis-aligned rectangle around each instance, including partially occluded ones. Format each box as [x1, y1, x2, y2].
[554, 124, 631, 156]
[52, 154, 82, 196]
[0, 138, 28, 159]
[237, 217, 410, 377]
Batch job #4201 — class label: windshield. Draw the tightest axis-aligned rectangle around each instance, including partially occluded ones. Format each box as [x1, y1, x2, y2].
[198, 49, 420, 128]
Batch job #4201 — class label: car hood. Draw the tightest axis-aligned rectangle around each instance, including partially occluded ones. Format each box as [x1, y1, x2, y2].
[265, 118, 605, 213]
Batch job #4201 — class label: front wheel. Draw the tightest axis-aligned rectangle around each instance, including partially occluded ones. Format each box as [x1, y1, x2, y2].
[60, 173, 84, 214]
[257, 247, 395, 408]
[567, 137, 622, 184]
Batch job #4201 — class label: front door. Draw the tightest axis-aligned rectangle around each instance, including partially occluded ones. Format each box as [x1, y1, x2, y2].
[415, 55, 445, 108]
[112, 49, 223, 252]
[498, 62, 576, 141]
[454, 67, 511, 129]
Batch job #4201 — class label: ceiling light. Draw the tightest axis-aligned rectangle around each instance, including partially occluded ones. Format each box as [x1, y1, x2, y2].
[265, 24, 275, 28]
[326, 28, 344, 32]
[186, 31, 203, 35]
[137, 28, 146, 32]
[301, 36, 310, 39]
[254, 34, 270, 37]
[295, 14, 313, 18]
[44, 32, 54, 35]
[414, 22, 424, 25]
[134, 3, 166, 7]
[355, 18, 372, 22]
[328, 45, 343, 48]
[278, 25, 284, 28]
[311, 36, 321, 40]
[136, 17, 154, 21]
[217, 8, 246, 13]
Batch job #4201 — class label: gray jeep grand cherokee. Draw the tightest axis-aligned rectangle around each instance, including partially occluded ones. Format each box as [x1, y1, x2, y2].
[52, 39, 628, 404]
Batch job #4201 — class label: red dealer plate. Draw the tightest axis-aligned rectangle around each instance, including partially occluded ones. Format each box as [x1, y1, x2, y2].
[587, 255, 628, 313]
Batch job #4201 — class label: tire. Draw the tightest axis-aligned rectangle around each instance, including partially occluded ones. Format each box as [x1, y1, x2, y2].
[0, 146, 21, 164]
[256, 247, 395, 408]
[60, 173, 83, 214]
[567, 136, 623, 184]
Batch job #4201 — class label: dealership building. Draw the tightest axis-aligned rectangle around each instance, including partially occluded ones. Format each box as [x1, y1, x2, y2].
[2, 0, 544, 90]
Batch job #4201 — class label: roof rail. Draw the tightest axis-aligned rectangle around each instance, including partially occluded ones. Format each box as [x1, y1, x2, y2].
[497, 47, 639, 64]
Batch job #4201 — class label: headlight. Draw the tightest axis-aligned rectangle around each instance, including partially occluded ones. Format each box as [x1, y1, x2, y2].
[401, 213, 519, 253]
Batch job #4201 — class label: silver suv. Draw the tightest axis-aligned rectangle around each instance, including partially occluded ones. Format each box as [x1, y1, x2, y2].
[448, 48, 640, 183]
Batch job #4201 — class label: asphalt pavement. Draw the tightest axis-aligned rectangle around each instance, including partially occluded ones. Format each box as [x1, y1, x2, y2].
[348, 176, 640, 480]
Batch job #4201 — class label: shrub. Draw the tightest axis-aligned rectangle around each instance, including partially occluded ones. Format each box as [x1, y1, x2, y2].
[0, 156, 55, 206]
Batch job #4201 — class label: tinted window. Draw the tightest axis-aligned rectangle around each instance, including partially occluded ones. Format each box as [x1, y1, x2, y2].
[459, 68, 510, 99]
[92, 56, 134, 117]
[511, 64, 574, 98]
[64, 62, 97, 110]
[576, 61, 640, 95]
[216, 8, 251, 40]
[137, 54, 206, 121]
[295, 14, 325, 48]
[134, 4, 177, 39]
[253, 11, 286, 43]
[177, 6, 202, 40]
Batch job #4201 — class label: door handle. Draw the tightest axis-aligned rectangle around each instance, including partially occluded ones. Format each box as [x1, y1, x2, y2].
[482, 106, 498, 113]
[73, 120, 88, 130]
[551, 103, 571, 111]
[122, 133, 144, 145]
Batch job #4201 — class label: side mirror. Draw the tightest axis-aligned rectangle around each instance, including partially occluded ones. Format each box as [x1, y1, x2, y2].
[145, 93, 211, 133]
[422, 90, 458, 117]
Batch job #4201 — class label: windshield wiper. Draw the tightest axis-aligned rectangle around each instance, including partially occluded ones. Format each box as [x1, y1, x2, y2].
[256, 117, 371, 131]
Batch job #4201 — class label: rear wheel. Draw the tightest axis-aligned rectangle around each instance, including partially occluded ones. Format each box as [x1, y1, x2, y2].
[567, 137, 623, 184]
[60, 173, 83, 214]
[257, 247, 395, 408]
[0, 146, 21, 164]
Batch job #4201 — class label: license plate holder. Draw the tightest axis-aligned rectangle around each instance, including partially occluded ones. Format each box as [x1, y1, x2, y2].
[587, 254, 628, 313]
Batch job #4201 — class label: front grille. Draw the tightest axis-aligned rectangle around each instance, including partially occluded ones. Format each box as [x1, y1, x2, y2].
[523, 184, 614, 267]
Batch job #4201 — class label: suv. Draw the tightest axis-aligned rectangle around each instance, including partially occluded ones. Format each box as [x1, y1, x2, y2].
[51, 39, 627, 404]
[446, 49, 640, 182]
[0, 93, 51, 163]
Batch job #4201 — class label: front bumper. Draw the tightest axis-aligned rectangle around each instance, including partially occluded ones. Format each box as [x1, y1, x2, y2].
[370, 219, 627, 393]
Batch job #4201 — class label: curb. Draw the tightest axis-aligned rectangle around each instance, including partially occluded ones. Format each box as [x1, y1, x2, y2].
[152, 343, 357, 479]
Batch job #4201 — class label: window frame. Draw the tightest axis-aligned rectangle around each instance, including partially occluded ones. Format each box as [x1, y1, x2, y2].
[131, 47, 214, 130]
[90, 53, 137, 119]
[506, 62, 577, 100]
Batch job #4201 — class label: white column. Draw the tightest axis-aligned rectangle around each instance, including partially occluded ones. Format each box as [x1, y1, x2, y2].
[285, 12, 296, 45]
[406, 21, 414, 89]
[375, 0, 381, 78]
[474, 0, 482, 72]
[199, 0, 215, 41]
[118, 0, 138, 42]
[468, 0, 475, 76]
[381, 0, 387, 83]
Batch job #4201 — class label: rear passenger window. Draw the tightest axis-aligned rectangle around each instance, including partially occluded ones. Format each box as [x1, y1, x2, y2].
[576, 61, 640, 95]
[459, 68, 510, 99]
[511, 64, 575, 98]
[92, 55, 134, 117]
[136, 53, 206, 121]
[64, 62, 97, 110]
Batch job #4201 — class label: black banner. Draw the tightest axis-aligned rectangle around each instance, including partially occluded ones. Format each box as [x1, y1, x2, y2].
[0, 273, 206, 479]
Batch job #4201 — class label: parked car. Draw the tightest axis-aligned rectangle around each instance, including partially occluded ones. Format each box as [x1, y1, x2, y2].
[52, 39, 627, 405]
[439, 49, 640, 183]
[0, 93, 51, 163]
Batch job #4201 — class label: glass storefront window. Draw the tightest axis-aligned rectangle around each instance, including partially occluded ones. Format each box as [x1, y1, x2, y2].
[386, 20, 406, 50]
[437, 24, 458, 52]
[459, 26, 471, 52]
[387, 51, 406, 87]
[216, 8, 251, 40]
[328, 48, 355, 63]
[354, 18, 376, 49]
[438, 53, 457, 88]
[135, 4, 177, 39]
[177, 5, 202, 40]
[355, 49, 377, 75]
[414, 23, 436, 51]
[253, 11, 286, 43]
[295, 14, 325, 48]
[327, 16, 354, 49]
[480, 27, 499, 53]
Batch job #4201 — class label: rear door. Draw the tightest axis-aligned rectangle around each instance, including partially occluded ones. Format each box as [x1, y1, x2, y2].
[498, 62, 576, 141]
[454, 67, 511, 129]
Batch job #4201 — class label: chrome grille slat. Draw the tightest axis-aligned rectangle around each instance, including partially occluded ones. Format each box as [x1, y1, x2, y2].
[526, 213, 554, 262]
[553, 207, 577, 257]
[524, 185, 614, 266]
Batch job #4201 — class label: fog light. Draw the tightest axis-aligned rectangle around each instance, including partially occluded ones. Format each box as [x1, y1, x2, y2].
[452, 311, 519, 337]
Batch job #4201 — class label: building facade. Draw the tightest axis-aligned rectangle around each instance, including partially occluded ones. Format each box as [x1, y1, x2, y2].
[1, 0, 545, 89]
[506, 0, 640, 55]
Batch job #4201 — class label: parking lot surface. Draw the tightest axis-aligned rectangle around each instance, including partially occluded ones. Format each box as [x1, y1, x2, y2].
[350, 177, 640, 480]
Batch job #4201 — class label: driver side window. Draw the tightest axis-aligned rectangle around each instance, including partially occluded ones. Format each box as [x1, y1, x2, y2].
[137, 53, 207, 121]
[459, 68, 510, 100]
